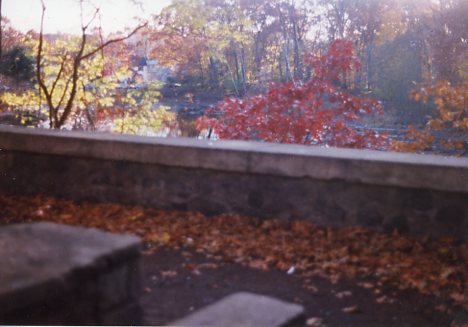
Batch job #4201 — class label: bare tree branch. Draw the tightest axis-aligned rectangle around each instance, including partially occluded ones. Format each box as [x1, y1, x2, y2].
[81, 23, 147, 61]
[83, 8, 100, 31]
[57, 24, 88, 127]
[37, 0, 57, 127]
[0, 0, 3, 60]
[36, 0, 148, 128]
[50, 54, 67, 95]
[56, 74, 72, 110]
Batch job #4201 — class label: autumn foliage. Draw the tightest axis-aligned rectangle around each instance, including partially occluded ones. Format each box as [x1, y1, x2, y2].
[197, 40, 388, 150]
[1, 192, 466, 311]
[392, 80, 467, 153]
[415, 80, 468, 130]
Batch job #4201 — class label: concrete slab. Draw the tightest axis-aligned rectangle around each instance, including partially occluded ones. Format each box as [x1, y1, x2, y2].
[0, 222, 141, 324]
[171, 292, 305, 327]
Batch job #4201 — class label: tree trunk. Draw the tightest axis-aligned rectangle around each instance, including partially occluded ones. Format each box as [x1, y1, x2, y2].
[291, 9, 302, 80]
[278, 9, 292, 81]
[208, 56, 219, 89]
[234, 50, 240, 85]
[240, 46, 247, 95]
[226, 60, 240, 97]
[0, 0, 3, 60]
[253, 32, 264, 82]
[198, 58, 205, 86]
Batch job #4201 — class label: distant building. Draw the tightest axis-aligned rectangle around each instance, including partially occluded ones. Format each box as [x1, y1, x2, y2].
[133, 58, 172, 83]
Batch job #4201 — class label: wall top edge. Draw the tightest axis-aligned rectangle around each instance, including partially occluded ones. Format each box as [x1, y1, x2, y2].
[1, 126, 467, 193]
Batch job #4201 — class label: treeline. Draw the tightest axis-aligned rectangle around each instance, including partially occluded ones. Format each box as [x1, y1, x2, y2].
[148, 0, 466, 102]
[0, 0, 465, 139]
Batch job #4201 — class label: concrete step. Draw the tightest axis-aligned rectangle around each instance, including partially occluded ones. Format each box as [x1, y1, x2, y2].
[0, 222, 142, 325]
[171, 292, 305, 327]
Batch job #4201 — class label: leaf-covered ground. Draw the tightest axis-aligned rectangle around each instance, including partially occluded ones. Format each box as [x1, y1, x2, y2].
[1, 192, 467, 322]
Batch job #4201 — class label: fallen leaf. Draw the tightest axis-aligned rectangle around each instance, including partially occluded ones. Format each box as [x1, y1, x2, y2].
[330, 274, 341, 285]
[2, 192, 467, 311]
[304, 284, 319, 294]
[450, 292, 465, 303]
[126, 210, 144, 220]
[376, 296, 395, 304]
[440, 267, 456, 280]
[342, 306, 361, 314]
[59, 213, 73, 220]
[197, 263, 219, 270]
[33, 209, 45, 217]
[359, 282, 374, 289]
[335, 290, 352, 299]
[248, 259, 268, 270]
[306, 317, 323, 326]
[147, 232, 171, 244]
[161, 270, 178, 278]
[184, 263, 196, 270]
[434, 304, 447, 313]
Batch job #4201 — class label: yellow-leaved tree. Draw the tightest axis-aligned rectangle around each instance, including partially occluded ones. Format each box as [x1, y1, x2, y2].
[1, 0, 175, 134]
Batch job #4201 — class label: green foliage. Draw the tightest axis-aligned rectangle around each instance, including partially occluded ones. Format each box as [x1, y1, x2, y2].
[0, 46, 34, 82]
[371, 33, 423, 103]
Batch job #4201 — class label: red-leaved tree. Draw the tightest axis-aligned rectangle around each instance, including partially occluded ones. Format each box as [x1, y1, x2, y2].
[197, 40, 389, 150]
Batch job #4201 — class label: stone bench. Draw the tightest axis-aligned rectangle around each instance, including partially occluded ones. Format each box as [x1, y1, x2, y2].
[0, 222, 142, 325]
[171, 292, 305, 327]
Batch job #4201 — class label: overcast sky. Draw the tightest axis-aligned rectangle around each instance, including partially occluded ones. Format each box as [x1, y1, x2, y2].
[4, 0, 171, 34]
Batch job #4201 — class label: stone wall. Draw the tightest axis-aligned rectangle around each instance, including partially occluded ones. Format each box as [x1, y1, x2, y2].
[1, 126, 467, 242]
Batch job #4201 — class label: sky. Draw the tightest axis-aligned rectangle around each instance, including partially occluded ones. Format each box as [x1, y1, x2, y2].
[3, 0, 171, 34]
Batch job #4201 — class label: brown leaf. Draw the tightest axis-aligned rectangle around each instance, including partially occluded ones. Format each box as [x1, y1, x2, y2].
[440, 267, 456, 280]
[376, 296, 395, 304]
[59, 213, 73, 220]
[306, 317, 324, 326]
[126, 211, 144, 220]
[359, 282, 374, 289]
[147, 232, 171, 244]
[450, 292, 465, 303]
[248, 259, 268, 270]
[335, 290, 352, 299]
[2, 192, 468, 311]
[342, 306, 361, 314]
[33, 209, 45, 217]
[304, 284, 319, 294]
